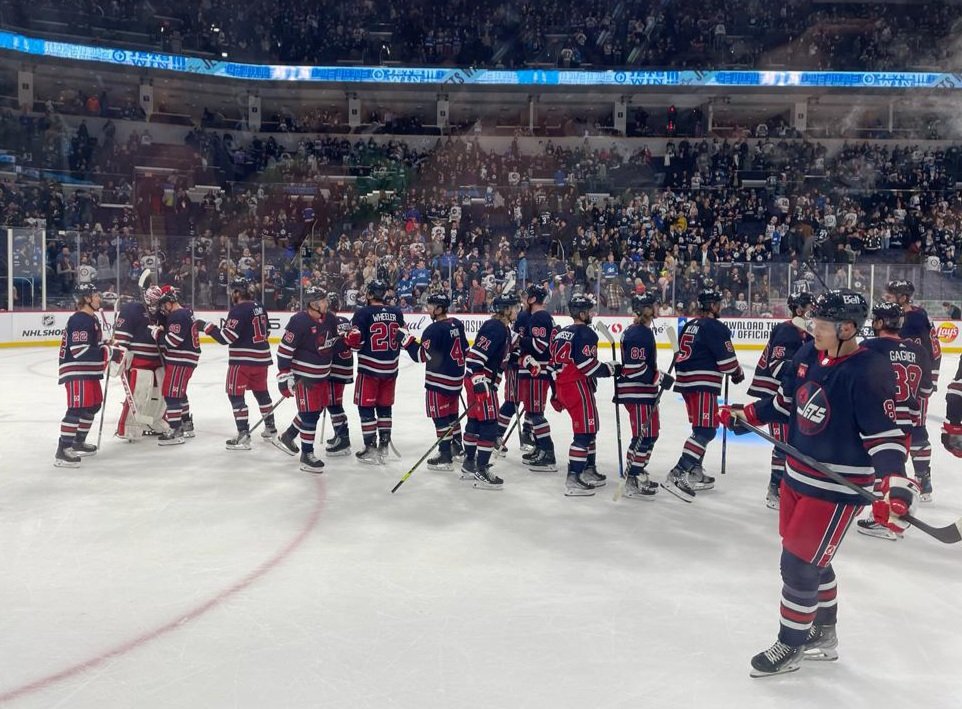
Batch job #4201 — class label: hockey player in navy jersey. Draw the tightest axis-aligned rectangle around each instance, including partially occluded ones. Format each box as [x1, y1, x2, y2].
[615, 293, 672, 499]
[55, 284, 112, 466]
[494, 301, 526, 456]
[517, 284, 559, 471]
[324, 293, 354, 457]
[857, 301, 933, 539]
[344, 280, 407, 464]
[720, 289, 914, 677]
[272, 286, 338, 472]
[748, 292, 814, 509]
[462, 292, 518, 489]
[113, 284, 166, 440]
[550, 293, 616, 496]
[885, 279, 941, 500]
[404, 292, 469, 471]
[663, 286, 744, 502]
[153, 285, 203, 445]
[202, 278, 275, 450]
[943, 356, 962, 458]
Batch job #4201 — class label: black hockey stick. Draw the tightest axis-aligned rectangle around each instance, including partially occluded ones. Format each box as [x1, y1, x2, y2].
[594, 321, 624, 481]
[502, 401, 525, 449]
[391, 403, 476, 493]
[804, 259, 831, 290]
[737, 420, 962, 544]
[720, 375, 729, 475]
[248, 398, 287, 436]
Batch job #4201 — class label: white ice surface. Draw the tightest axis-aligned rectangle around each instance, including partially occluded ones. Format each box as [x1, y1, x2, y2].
[0, 345, 960, 709]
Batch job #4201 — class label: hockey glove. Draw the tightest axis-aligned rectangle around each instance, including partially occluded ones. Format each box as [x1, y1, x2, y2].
[520, 354, 541, 378]
[277, 372, 295, 399]
[941, 422, 962, 459]
[148, 324, 164, 342]
[718, 403, 760, 433]
[397, 326, 416, 350]
[344, 328, 362, 349]
[550, 395, 564, 412]
[657, 371, 675, 391]
[871, 475, 919, 535]
[195, 319, 217, 336]
[730, 368, 745, 385]
[598, 361, 618, 378]
[471, 374, 491, 405]
[336, 321, 351, 337]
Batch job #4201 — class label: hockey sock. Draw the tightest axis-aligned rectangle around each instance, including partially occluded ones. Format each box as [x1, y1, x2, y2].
[359, 406, 377, 446]
[679, 427, 715, 469]
[376, 405, 392, 443]
[496, 401, 516, 438]
[530, 414, 553, 451]
[434, 415, 454, 455]
[182, 401, 191, 421]
[586, 438, 597, 468]
[910, 430, 932, 478]
[330, 405, 347, 434]
[229, 394, 249, 432]
[569, 433, 592, 475]
[463, 420, 480, 461]
[164, 397, 183, 428]
[299, 411, 319, 454]
[253, 390, 273, 421]
[476, 422, 497, 467]
[60, 409, 81, 445]
[815, 565, 838, 626]
[75, 404, 100, 441]
[777, 549, 820, 646]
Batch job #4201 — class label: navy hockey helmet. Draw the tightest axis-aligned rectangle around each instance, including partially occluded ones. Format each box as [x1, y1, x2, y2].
[230, 277, 255, 298]
[303, 285, 327, 307]
[885, 279, 915, 298]
[491, 291, 519, 313]
[631, 292, 658, 315]
[697, 288, 723, 310]
[367, 279, 389, 301]
[567, 293, 596, 317]
[871, 301, 903, 331]
[525, 283, 548, 304]
[810, 289, 868, 325]
[787, 291, 815, 314]
[74, 282, 99, 303]
[427, 292, 451, 310]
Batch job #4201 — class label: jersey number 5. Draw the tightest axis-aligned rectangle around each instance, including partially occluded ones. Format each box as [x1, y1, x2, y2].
[675, 332, 695, 362]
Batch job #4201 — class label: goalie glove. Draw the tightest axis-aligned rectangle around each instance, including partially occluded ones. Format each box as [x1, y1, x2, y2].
[871, 475, 919, 535]
[277, 372, 295, 399]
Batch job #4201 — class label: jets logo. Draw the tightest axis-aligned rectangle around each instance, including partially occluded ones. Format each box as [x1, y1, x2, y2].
[796, 382, 830, 435]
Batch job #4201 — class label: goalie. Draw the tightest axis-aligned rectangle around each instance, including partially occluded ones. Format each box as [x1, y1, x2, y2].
[112, 283, 167, 439]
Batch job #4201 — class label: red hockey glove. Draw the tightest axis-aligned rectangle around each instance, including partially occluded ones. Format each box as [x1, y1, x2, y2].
[397, 326, 416, 350]
[718, 403, 760, 432]
[941, 422, 962, 459]
[195, 319, 216, 336]
[730, 368, 745, 385]
[344, 328, 362, 349]
[520, 354, 541, 378]
[277, 372, 295, 399]
[471, 373, 491, 405]
[871, 475, 919, 535]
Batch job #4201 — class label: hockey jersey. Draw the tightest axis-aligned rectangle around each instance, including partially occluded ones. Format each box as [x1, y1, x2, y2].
[518, 308, 555, 380]
[861, 335, 933, 430]
[465, 317, 512, 385]
[551, 323, 611, 386]
[753, 341, 906, 505]
[160, 307, 201, 368]
[900, 305, 941, 389]
[206, 300, 272, 367]
[350, 304, 406, 378]
[406, 316, 469, 395]
[113, 301, 161, 368]
[947, 357, 962, 424]
[748, 320, 810, 399]
[616, 322, 659, 404]
[277, 311, 337, 382]
[674, 316, 742, 394]
[329, 315, 354, 384]
[58, 311, 106, 384]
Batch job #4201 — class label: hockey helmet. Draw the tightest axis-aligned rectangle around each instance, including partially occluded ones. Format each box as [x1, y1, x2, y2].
[871, 301, 903, 331]
[74, 282, 100, 303]
[525, 283, 548, 304]
[787, 291, 815, 314]
[567, 293, 596, 317]
[885, 279, 915, 298]
[631, 292, 658, 315]
[810, 289, 868, 325]
[304, 285, 327, 305]
[143, 285, 164, 308]
[367, 279, 389, 301]
[491, 291, 519, 313]
[156, 285, 180, 306]
[427, 292, 451, 310]
[697, 288, 723, 310]
[230, 277, 255, 298]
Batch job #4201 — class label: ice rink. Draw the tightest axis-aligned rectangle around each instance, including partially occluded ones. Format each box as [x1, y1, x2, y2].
[0, 343, 960, 709]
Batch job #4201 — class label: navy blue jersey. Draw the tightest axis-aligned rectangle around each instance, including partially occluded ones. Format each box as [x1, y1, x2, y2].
[674, 317, 741, 394]
[161, 307, 201, 368]
[350, 304, 406, 379]
[861, 335, 933, 430]
[277, 311, 337, 382]
[329, 315, 354, 383]
[551, 323, 609, 386]
[947, 356, 962, 423]
[58, 311, 106, 384]
[465, 317, 512, 385]
[206, 300, 272, 367]
[506, 310, 530, 369]
[616, 322, 659, 404]
[753, 341, 906, 505]
[748, 320, 810, 399]
[406, 316, 469, 395]
[113, 301, 161, 368]
[518, 308, 555, 379]
[900, 305, 941, 388]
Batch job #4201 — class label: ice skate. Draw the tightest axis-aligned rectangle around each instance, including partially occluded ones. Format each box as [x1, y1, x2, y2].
[272, 429, 299, 456]
[158, 427, 186, 446]
[356, 442, 384, 465]
[181, 416, 195, 439]
[750, 641, 804, 677]
[624, 473, 658, 499]
[226, 432, 252, 450]
[688, 464, 715, 491]
[460, 458, 478, 480]
[427, 451, 454, 471]
[525, 448, 557, 472]
[856, 518, 901, 541]
[299, 450, 325, 473]
[565, 471, 597, 496]
[520, 427, 536, 453]
[918, 473, 933, 503]
[325, 434, 351, 457]
[494, 437, 508, 457]
[802, 624, 838, 661]
[583, 465, 606, 488]
[70, 440, 98, 457]
[261, 419, 277, 439]
[451, 438, 465, 460]
[472, 465, 503, 490]
[661, 465, 696, 503]
[766, 482, 780, 510]
[54, 441, 81, 468]
[521, 447, 539, 463]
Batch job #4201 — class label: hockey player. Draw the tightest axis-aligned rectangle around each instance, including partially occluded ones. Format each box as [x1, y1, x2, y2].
[272, 286, 338, 472]
[324, 293, 354, 457]
[943, 356, 962, 458]
[517, 283, 559, 471]
[404, 292, 469, 471]
[344, 280, 406, 464]
[494, 298, 526, 456]
[719, 289, 914, 677]
[747, 292, 814, 509]
[201, 278, 275, 449]
[113, 284, 166, 440]
[153, 286, 202, 445]
[615, 293, 672, 499]
[462, 292, 519, 489]
[884, 279, 941, 501]
[55, 284, 111, 466]
[663, 286, 744, 502]
[550, 293, 616, 496]
[857, 301, 933, 540]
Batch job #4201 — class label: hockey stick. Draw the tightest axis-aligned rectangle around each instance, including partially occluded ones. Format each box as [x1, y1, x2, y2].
[391, 403, 476, 493]
[737, 420, 962, 544]
[502, 401, 525, 447]
[248, 398, 287, 436]
[318, 408, 327, 449]
[95, 293, 124, 450]
[720, 375, 729, 475]
[804, 259, 831, 291]
[593, 321, 624, 484]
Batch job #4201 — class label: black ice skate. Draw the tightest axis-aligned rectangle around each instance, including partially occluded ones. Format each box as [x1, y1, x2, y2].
[54, 441, 81, 468]
[226, 432, 252, 450]
[181, 416, 195, 439]
[520, 426, 536, 452]
[802, 624, 838, 662]
[565, 471, 597, 496]
[766, 482, 780, 510]
[261, 417, 277, 439]
[472, 465, 503, 490]
[661, 465, 696, 503]
[583, 465, 606, 488]
[624, 473, 658, 499]
[299, 450, 325, 474]
[918, 472, 933, 503]
[856, 517, 901, 541]
[272, 429, 299, 456]
[325, 434, 351, 457]
[158, 427, 186, 446]
[356, 442, 383, 465]
[459, 458, 478, 480]
[750, 641, 804, 678]
[525, 448, 557, 472]
[688, 465, 715, 491]
[427, 451, 454, 471]
[70, 440, 98, 457]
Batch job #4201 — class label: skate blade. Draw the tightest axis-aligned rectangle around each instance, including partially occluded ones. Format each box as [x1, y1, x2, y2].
[920, 493, 933, 504]
[299, 464, 325, 474]
[260, 431, 277, 439]
[158, 439, 186, 446]
[271, 440, 299, 457]
[71, 450, 97, 458]
[766, 500, 780, 510]
[856, 526, 900, 541]
[660, 481, 695, 503]
[226, 444, 252, 451]
[690, 482, 714, 491]
[624, 490, 658, 500]
[54, 459, 81, 468]
[356, 457, 384, 466]
[749, 664, 801, 678]
[472, 481, 503, 490]
[565, 487, 595, 497]
[589, 480, 607, 488]
[802, 649, 838, 662]
[527, 465, 558, 473]
[427, 463, 454, 471]
[325, 449, 352, 457]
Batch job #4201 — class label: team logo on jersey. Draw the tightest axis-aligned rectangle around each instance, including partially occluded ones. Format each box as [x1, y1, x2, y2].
[796, 382, 830, 435]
